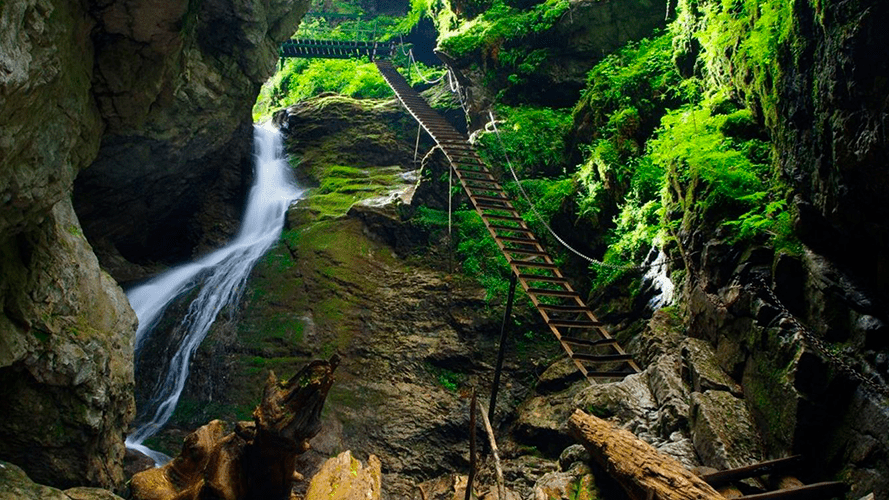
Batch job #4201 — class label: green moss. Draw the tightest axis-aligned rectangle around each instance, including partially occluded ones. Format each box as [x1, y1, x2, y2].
[434, 0, 570, 59]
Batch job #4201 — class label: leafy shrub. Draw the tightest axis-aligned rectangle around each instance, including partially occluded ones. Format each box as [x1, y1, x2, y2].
[254, 59, 392, 120]
[475, 105, 572, 178]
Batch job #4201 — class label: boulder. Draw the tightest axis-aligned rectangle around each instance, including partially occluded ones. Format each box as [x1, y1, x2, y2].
[689, 391, 762, 471]
[304, 451, 382, 500]
[73, 0, 312, 276]
[0, 200, 136, 489]
[531, 462, 599, 500]
[0, 461, 124, 500]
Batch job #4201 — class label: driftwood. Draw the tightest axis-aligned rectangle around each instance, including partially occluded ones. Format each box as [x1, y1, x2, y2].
[477, 405, 506, 500]
[131, 357, 338, 500]
[567, 409, 723, 500]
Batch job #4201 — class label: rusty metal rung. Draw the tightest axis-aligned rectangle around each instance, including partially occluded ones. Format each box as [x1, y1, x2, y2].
[484, 214, 524, 223]
[560, 337, 617, 347]
[498, 236, 538, 245]
[527, 287, 575, 297]
[572, 353, 635, 363]
[505, 249, 549, 257]
[518, 273, 567, 283]
[549, 319, 602, 328]
[585, 370, 637, 379]
[489, 224, 531, 233]
[538, 303, 587, 312]
[374, 58, 641, 383]
[473, 194, 510, 203]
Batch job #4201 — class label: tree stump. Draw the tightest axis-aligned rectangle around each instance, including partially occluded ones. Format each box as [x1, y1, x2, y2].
[567, 409, 723, 500]
[130, 357, 338, 500]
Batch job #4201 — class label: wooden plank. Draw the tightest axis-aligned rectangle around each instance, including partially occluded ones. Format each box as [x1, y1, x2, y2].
[572, 353, 635, 363]
[560, 337, 617, 347]
[737, 482, 848, 500]
[549, 319, 603, 328]
[701, 456, 803, 486]
[518, 273, 566, 283]
[527, 287, 576, 297]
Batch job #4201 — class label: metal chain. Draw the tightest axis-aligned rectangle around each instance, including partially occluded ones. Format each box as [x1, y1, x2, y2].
[755, 276, 889, 400]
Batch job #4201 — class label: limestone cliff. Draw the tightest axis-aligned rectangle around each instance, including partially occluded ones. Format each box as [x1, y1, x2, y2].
[0, 0, 307, 490]
[74, 0, 310, 281]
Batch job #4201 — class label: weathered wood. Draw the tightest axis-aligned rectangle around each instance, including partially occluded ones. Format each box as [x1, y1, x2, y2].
[737, 482, 848, 500]
[700, 456, 803, 487]
[465, 390, 477, 500]
[131, 357, 338, 500]
[567, 409, 723, 500]
[478, 406, 506, 500]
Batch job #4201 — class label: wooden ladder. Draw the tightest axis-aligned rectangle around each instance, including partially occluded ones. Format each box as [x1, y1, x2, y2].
[376, 60, 641, 380]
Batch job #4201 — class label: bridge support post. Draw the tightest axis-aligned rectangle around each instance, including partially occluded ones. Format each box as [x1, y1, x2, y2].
[489, 272, 518, 421]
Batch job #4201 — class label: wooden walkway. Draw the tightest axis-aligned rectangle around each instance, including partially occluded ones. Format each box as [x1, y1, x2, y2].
[279, 39, 395, 59]
[376, 60, 641, 380]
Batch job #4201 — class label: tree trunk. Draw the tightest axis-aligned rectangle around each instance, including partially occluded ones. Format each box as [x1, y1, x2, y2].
[567, 409, 723, 500]
[131, 357, 338, 500]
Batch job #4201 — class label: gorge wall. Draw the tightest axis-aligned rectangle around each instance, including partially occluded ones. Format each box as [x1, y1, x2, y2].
[0, 0, 307, 490]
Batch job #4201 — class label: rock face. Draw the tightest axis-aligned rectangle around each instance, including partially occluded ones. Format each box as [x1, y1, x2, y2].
[0, 200, 137, 489]
[440, 0, 669, 123]
[304, 451, 382, 500]
[74, 0, 311, 280]
[1, 0, 308, 490]
[0, 461, 124, 500]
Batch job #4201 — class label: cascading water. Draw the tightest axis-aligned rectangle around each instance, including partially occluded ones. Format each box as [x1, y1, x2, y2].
[641, 245, 675, 312]
[125, 125, 302, 463]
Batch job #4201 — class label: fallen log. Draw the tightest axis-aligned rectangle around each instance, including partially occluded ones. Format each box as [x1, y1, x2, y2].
[131, 357, 338, 500]
[567, 409, 723, 500]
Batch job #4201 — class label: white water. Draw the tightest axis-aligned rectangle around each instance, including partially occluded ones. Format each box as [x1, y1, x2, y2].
[642, 246, 675, 311]
[125, 125, 302, 463]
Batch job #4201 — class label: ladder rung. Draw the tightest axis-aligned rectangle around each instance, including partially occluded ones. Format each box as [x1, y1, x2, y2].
[518, 273, 567, 283]
[560, 337, 617, 347]
[538, 303, 587, 312]
[475, 201, 514, 211]
[572, 353, 635, 363]
[488, 224, 531, 233]
[549, 319, 602, 328]
[473, 194, 510, 203]
[511, 260, 558, 269]
[505, 249, 549, 257]
[484, 214, 524, 223]
[499, 235, 538, 245]
[584, 370, 636, 379]
[464, 177, 500, 185]
[527, 287, 575, 297]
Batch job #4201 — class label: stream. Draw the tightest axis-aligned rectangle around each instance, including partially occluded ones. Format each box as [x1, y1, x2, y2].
[124, 125, 302, 463]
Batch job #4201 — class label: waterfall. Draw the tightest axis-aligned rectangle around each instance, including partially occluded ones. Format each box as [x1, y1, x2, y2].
[125, 125, 302, 464]
[641, 245, 675, 312]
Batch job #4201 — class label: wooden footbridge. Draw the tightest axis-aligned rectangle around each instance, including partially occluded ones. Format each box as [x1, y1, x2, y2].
[279, 41, 640, 381]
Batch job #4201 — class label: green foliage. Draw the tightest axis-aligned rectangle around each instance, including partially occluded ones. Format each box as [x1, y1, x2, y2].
[476, 105, 572, 178]
[575, 33, 684, 136]
[434, 0, 570, 58]
[692, 0, 796, 128]
[426, 364, 465, 392]
[254, 58, 391, 121]
[649, 94, 797, 251]
[412, 207, 512, 301]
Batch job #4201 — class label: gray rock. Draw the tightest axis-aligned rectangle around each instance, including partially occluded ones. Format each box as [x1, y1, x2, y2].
[532, 462, 598, 500]
[690, 390, 762, 470]
[0, 200, 136, 489]
[681, 338, 742, 395]
[558, 444, 590, 472]
[537, 358, 586, 395]
[0, 461, 123, 500]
